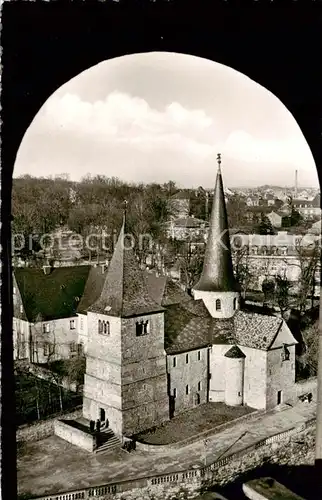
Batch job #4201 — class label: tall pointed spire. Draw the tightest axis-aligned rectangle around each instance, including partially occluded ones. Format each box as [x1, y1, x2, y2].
[88, 206, 163, 317]
[194, 154, 237, 292]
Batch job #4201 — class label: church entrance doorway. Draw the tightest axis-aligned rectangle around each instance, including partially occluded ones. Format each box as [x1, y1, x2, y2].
[100, 408, 106, 422]
[277, 390, 282, 405]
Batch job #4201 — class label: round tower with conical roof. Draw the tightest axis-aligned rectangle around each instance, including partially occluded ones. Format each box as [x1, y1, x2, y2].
[192, 154, 240, 318]
[224, 345, 246, 406]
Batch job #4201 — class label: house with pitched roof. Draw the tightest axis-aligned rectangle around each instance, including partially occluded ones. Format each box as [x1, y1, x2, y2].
[168, 190, 190, 218]
[292, 193, 321, 220]
[77, 155, 299, 441]
[166, 215, 209, 241]
[13, 265, 91, 363]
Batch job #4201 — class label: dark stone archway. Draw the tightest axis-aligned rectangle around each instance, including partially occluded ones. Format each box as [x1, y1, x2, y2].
[2, 4, 321, 498]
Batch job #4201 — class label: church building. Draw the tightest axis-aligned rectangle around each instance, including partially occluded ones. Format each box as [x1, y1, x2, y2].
[81, 154, 298, 440]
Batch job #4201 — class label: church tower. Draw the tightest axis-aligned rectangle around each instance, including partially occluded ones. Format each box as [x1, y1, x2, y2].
[192, 154, 240, 318]
[82, 209, 169, 439]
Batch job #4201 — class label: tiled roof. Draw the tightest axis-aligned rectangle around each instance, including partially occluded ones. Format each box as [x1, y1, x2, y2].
[164, 299, 211, 354]
[88, 222, 164, 317]
[224, 345, 246, 358]
[162, 279, 191, 306]
[164, 300, 287, 354]
[233, 310, 283, 350]
[77, 265, 108, 315]
[145, 273, 167, 305]
[14, 265, 91, 322]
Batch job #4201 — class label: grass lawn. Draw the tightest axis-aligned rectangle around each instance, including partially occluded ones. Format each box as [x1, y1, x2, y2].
[135, 402, 255, 445]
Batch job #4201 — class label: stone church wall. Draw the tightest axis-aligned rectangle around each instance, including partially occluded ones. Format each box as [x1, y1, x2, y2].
[266, 345, 296, 408]
[167, 348, 209, 415]
[121, 312, 169, 435]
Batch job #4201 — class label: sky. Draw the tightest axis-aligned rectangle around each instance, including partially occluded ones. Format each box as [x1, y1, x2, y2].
[14, 51, 319, 189]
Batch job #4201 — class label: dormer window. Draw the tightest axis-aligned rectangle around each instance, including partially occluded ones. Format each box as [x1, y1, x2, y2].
[282, 344, 290, 361]
[215, 299, 221, 311]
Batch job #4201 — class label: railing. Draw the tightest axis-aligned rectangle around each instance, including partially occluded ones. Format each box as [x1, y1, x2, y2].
[30, 418, 316, 500]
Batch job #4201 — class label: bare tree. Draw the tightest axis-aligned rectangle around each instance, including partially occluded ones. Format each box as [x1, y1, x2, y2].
[286, 236, 320, 314]
[233, 244, 252, 300]
[178, 245, 204, 292]
[274, 273, 293, 319]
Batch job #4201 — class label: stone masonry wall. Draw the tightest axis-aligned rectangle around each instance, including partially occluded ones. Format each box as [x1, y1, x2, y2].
[16, 407, 82, 443]
[167, 348, 208, 415]
[121, 313, 169, 435]
[266, 345, 296, 408]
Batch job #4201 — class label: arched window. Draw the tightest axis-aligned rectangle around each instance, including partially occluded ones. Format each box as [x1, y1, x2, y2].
[233, 297, 237, 310]
[216, 299, 221, 311]
[98, 320, 103, 334]
[103, 321, 110, 335]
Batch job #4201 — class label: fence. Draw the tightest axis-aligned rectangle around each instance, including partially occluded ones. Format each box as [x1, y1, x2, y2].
[30, 417, 316, 500]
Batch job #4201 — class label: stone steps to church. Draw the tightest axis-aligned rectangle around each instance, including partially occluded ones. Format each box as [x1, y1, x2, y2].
[95, 438, 121, 454]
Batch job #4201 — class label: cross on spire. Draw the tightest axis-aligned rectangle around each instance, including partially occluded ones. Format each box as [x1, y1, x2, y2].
[122, 199, 128, 227]
[217, 153, 222, 172]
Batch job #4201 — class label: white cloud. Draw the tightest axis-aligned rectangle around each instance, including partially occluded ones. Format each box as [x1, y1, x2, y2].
[42, 91, 214, 152]
[40, 91, 314, 171]
[223, 130, 314, 170]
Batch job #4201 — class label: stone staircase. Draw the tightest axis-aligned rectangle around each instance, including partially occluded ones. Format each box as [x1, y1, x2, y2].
[95, 428, 121, 455]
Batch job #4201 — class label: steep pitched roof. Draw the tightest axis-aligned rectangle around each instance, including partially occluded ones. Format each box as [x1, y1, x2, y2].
[143, 272, 191, 308]
[14, 265, 91, 322]
[233, 310, 284, 350]
[194, 157, 237, 293]
[77, 265, 108, 315]
[87, 221, 164, 317]
[164, 299, 211, 354]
